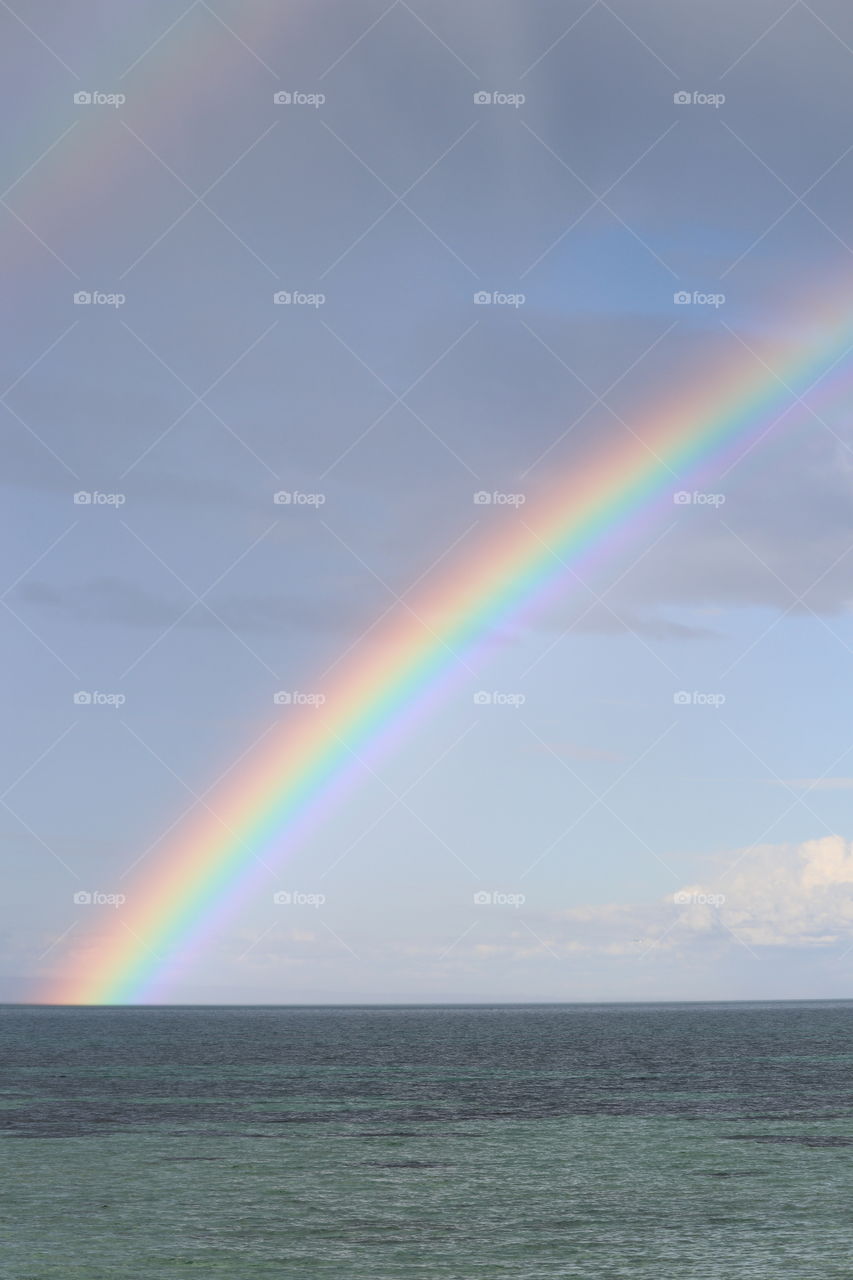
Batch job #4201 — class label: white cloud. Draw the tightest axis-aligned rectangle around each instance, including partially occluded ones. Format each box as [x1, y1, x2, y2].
[536, 835, 853, 953]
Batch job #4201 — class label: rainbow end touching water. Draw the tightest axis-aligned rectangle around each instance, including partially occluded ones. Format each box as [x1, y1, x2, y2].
[42, 279, 853, 1003]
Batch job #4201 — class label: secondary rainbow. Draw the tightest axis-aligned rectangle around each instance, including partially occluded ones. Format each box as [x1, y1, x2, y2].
[6, 4, 283, 268]
[45, 282, 853, 1003]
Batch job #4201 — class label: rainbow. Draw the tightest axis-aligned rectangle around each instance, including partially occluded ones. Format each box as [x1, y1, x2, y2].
[4, 3, 282, 266]
[42, 282, 853, 1004]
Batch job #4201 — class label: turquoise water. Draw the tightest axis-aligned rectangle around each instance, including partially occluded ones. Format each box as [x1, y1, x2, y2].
[3, 1003, 853, 1277]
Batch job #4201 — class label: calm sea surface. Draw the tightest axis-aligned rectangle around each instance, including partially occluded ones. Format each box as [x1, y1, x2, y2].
[2, 1003, 853, 1277]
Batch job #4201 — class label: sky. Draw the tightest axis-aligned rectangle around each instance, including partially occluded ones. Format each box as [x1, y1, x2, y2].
[4, 0, 853, 1003]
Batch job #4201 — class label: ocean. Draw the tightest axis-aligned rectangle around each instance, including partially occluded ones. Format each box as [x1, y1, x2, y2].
[3, 1002, 853, 1277]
